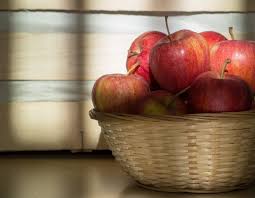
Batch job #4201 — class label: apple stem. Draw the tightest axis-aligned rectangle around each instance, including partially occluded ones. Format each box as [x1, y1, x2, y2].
[128, 41, 142, 58]
[175, 86, 191, 98]
[127, 61, 140, 75]
[220, 59, 231, 79]
[137, 41, 142, 53]
[164, 16, 172, 42]
[167, 86, 191, 107]
[229, 27, 235, 40]
[128, 51, 139, 58]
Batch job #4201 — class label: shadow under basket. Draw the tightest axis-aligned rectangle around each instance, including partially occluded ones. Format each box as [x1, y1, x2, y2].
[90, 109, 255, 193]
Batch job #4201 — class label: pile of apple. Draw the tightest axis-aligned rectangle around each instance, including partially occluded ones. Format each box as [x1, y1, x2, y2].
[92, 17, 255, 116]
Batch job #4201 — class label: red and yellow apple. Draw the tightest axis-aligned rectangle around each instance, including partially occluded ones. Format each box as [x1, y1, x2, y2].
[200, 31, 227, 50]
[92, 74, 150, 113]
[126, 31, 166, 89]
[210, 27, 255, 93]
[137, 90, 187, 115]
[150, 29, 209, 94]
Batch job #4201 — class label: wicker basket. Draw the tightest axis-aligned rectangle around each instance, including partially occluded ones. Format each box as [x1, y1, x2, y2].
[90, 109, 255, 193]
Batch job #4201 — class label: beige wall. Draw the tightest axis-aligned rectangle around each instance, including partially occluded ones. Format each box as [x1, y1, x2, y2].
[0, 10, 254, 151]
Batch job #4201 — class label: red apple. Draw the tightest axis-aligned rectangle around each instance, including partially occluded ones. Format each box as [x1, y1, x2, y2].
[210, 40, 255, 93]
[92, 74, 150, 114]
[126, 31, 166, 89]
[210, 27, 255, 93]
[150, 29, 210, 94]
[188, 59, 253, 113]
[200, 31, 227, 50]
[137, 90, 187, 115]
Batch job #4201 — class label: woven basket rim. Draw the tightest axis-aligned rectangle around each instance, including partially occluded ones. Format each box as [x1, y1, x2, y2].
[89, 108, 255, 122]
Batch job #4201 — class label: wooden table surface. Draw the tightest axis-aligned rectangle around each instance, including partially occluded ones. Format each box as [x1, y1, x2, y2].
[0, 152, 255, 198]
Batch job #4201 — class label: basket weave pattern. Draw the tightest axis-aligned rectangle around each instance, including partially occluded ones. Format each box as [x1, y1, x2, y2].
[90, 110, 255, 193]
